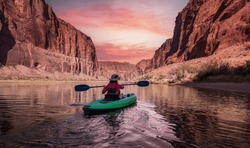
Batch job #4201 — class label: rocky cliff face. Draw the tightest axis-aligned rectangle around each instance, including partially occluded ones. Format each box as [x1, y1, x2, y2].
[135, 59, 151, 75]
[98, 61, 138, 81]
[135, 59, 152, 75]
[0, 0, 97, 76]
[150, 39, 172, 69]
[135, 0, 250, 83]
[147, 0, 249, 67]
[136, 39, 172, 74]
[166, 0, 250, 64]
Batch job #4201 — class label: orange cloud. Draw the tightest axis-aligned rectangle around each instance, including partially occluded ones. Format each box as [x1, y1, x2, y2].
[96, 43, 154, 64]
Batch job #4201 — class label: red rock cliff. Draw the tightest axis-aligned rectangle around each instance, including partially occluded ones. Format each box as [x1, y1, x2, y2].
[0, 0, 98, 76]
[136, 39, 172, 74]
[150, 38, 172, 68]
[136, 59, 151, 75]
[167, 0, 250, 63]
[147, 0, 249, 68]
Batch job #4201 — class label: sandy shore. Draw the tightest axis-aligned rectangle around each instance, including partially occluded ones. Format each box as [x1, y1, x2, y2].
[182, 83, 250, 93]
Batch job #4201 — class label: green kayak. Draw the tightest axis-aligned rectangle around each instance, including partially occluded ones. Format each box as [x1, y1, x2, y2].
[83, 93, 137, 115]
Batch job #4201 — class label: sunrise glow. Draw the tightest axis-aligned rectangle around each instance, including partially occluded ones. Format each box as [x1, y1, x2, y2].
[45, 0, 188, 64]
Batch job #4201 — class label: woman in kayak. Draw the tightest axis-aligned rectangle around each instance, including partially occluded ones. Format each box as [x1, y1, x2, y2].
[102, 74, 124, 100]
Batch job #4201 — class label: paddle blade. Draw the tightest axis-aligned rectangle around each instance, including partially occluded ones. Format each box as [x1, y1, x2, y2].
[75, 84, 90, 91]
[137, 81, 149, 87]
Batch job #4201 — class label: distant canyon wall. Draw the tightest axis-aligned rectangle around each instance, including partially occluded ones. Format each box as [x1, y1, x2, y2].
[144, 0, 249, 70]
[0, 0, 97, 76]
[135, 39, 172, 74]
[135, 59, 151, 75]
[98, 61, 139, 81]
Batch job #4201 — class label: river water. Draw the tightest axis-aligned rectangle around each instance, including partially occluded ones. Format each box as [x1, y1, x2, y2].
[0, 81, 249, 148]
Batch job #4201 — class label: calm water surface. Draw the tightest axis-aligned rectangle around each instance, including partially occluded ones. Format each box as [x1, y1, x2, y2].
[0, 81, 249, 147]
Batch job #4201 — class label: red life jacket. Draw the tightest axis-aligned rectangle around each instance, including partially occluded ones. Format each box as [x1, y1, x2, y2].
[102, 82, 124, 95]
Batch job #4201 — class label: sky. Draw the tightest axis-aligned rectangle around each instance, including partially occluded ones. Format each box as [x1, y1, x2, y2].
[45, 0, 188, 64]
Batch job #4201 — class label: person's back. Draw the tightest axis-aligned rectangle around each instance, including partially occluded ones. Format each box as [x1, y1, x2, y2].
[102, 74, 124, 101]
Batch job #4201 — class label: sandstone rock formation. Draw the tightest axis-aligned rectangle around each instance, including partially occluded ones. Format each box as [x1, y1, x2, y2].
[147, 0, 249, 68]
[166, 0, 250, 64]
[98, 61, 138, 81]
[135, 0, 250, 83]
[135, 59, 151, 75]
[135, 39, 172, 75]
[150, 39, 172, 69]
[0, 0, 97, 76]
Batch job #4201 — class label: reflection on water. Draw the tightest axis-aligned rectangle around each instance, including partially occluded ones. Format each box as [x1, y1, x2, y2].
[144, 84, 250, 148]
[0, 82, 250, 147]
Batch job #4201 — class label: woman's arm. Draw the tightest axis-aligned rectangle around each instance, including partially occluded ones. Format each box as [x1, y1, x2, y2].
[119, 84, 124, 89]
[102, 86, 108, 94]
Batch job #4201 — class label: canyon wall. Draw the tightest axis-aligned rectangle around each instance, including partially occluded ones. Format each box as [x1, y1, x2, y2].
[0, 0, 97, 76]
[98, 61, 138, 81]
[135, 59, 151, 75]
[150, 39, 172, 69]
[148, 0, 249, 67]
[171, 0, 249, 63]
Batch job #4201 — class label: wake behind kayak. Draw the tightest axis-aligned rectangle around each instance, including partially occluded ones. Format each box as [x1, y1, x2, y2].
[83, 93, 137, 115]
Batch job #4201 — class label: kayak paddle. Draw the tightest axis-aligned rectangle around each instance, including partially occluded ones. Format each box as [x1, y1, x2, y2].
[75, 84, 105, 91]
[123, 81, 149, 87]
[74, 80, 149, 91]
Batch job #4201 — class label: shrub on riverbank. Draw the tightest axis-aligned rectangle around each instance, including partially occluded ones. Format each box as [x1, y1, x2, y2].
[195, 61, 250, 82]
[174, 60, 250, 83]
[140, 60, 250, 84]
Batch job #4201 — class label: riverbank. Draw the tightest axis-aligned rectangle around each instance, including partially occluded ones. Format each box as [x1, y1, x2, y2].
[0, 65, 107, 81]
[135, 45, 250, 84]
[181, 82, 250, 93]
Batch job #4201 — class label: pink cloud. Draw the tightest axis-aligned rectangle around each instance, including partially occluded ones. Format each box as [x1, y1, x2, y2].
[45, 0, 189, 64]
[57, 4, 171, 36]
[96, 43, 154, 64]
